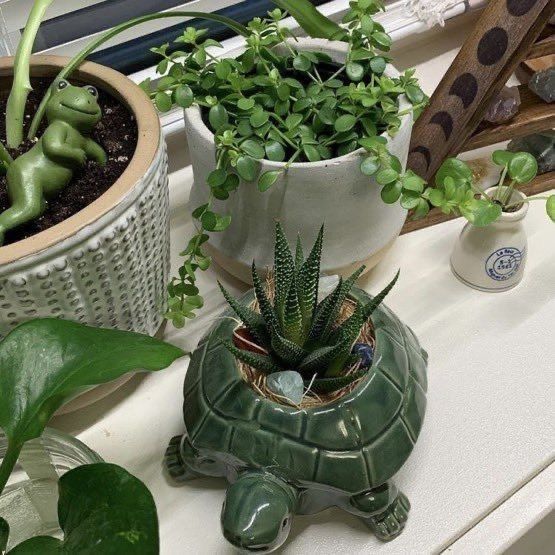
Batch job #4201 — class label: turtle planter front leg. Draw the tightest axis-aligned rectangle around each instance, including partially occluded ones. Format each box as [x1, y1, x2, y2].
[165, 434, 226, 482]
[350, 482, 410, 541]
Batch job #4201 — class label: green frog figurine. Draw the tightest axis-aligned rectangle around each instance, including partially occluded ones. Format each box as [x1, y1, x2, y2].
[0, 79, 106, 245]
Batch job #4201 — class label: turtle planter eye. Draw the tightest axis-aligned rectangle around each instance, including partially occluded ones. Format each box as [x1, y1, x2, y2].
[167, 223, 429, 552]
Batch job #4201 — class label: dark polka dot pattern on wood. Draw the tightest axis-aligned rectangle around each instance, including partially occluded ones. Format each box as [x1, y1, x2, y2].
[507, 0, 538, 17]
[409, 146, 431, 170]
[430, 112, 454, 140]
[477, 27, 509, 65]
[449, 73, 479, 108]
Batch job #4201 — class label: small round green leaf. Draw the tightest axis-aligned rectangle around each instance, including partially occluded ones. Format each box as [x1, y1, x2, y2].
[174, 85, 194, 108]
[241, 139, 265, 159]
[346, 62, 365, 81]
[508, 152, 538, 184]
[370, 56, 386, 74]
[215, 60, 231, 80]
[293, 55, 311, 71]
[237, 97, 255, 111]
[277, 83, 290, 101]
[405, 84, 424, 104]
[376, 168, 399, 185]
[250, 110, 269, 128]
[258, 170, 281, 192]
[236, 156, 258, 181]
[208, 104, 229, 130]
[334, 114, 357, 133]
[154, 92, 172, 112]
[360, 155, 380, 176]
[265, 141, 286, 162]
[207, 168, 227, 188]
[546, 195, 555, 222]
[492, 150, 514, 167]
[381, 181, 403, 204]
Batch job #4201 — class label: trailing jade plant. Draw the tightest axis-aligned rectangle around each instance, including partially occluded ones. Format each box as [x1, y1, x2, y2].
[1, 463, 159, 554]
[142, 1, 426, 327]
[219, 223, 399, 394]
[405, 151, 555, 226]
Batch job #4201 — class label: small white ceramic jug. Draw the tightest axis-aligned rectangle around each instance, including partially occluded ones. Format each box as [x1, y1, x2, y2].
[451, 187, 528, 292]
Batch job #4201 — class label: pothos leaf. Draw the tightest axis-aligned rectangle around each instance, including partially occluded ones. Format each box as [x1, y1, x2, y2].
[8, 536, 61, 554]
[8, 464, 159, 554]
[0, 320, 184, 449]
[0, 517, 8, 553]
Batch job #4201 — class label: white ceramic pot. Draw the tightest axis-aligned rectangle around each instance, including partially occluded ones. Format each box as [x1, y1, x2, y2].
[0, 56, 170, 339]
[184, 38, 413, 283]
[451, 187, 528, 292]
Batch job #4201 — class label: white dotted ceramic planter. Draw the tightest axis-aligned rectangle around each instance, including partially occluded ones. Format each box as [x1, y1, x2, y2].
[0, 56, 170, 339]
[451, 187, 528, 292]
[185, 38, 413, 284]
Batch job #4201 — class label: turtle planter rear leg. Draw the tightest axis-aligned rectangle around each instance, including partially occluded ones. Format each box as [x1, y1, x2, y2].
[165, 434, 226, 482]
[350, 482, 410, 541]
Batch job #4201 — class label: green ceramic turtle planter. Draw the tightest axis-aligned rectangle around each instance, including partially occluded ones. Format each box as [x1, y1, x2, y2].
[167, 225, 428, 553]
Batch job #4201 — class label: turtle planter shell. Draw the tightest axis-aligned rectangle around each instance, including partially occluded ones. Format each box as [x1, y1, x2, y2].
[168, 287, 428, 552]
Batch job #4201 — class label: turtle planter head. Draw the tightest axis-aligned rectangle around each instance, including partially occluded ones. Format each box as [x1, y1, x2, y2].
[221, 472, 296, 552]
[167, 224, 428, 552]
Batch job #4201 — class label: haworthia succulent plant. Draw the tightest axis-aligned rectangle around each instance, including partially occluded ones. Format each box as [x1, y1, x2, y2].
[219, 223, 399, 392]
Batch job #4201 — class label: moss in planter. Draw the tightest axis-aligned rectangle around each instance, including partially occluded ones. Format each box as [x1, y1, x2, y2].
[0, 78, 138, 246]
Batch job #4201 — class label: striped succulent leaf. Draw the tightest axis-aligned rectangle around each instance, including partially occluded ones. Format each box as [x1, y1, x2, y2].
[325, 303, 364, 377]
[295, 235, 305, 271]
[310, 265, 366, 345]
[222, 341, 283, 374]
[282, 274, 303, 344]
[274, 223, 295, 320]
[252, 261, 280, 334]
[297, 225, 323, 329]
[271, 332, 307, 367]
[298, 342, 346, 375]
[363, 270, 400, 320]
[307, 276, 344, 346]
[218, 282, 270, 348]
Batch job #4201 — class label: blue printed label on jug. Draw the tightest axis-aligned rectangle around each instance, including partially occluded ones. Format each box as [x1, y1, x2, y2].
[485, 247, 524, 281]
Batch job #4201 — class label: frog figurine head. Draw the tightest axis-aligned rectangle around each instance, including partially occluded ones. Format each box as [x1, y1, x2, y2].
[46, 79, 102, 134]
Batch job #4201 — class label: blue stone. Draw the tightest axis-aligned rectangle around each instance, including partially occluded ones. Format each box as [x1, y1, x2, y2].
[266, 371, 304, 405]
[352, 343, 374, 367]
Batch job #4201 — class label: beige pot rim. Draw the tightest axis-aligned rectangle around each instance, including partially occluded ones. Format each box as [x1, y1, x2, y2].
[0, 55, 161, 266]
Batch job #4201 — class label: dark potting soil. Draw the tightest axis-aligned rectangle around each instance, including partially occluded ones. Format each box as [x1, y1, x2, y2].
[0, 78, 138, 246]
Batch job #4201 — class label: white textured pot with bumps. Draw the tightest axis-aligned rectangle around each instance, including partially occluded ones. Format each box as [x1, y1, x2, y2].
[0, 56, 170, 339]
[185, 38, 413, 283]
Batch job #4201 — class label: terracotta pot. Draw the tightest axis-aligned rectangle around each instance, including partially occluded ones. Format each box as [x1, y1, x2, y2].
[0, 55, 170, 339]
[184, 38, 413, 284]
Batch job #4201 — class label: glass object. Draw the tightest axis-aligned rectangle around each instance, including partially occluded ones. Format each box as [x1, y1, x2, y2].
[0, 428, 102, 549]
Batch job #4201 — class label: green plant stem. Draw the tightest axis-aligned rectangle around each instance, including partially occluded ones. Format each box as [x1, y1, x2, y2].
[28, 11, 249, 140]
[495, 165, 508, 202]
[6, 0, 54, 148]
[0, 141, 13, 166]
[501, 179, 517, 206]
[0, 441, 22, 496]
